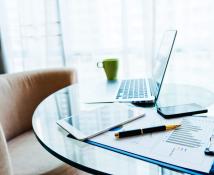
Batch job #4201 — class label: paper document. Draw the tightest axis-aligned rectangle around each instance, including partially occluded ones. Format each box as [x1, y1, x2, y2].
[91, 109, 214, 173]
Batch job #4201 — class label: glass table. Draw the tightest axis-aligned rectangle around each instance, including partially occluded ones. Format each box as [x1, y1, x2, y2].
[32, 83, 214, 175]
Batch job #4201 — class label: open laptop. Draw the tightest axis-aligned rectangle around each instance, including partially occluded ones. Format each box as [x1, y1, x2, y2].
[81, 30, 177, 104]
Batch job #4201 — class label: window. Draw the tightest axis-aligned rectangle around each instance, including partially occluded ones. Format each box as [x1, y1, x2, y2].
[1, 0, 213, 91]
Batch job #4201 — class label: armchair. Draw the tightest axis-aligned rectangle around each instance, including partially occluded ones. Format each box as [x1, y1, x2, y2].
[0, 68, 87, 175]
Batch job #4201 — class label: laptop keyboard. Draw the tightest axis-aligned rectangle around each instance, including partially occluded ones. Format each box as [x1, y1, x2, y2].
[116, 79, 148, 99]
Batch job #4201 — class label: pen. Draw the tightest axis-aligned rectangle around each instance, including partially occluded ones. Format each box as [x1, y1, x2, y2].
[114, 124, 181, 139]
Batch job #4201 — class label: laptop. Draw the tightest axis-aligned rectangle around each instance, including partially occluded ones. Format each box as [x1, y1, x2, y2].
[81, 30, 177, 104]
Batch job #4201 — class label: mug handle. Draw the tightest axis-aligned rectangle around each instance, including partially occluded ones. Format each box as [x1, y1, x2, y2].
[97, 62, 103, 68]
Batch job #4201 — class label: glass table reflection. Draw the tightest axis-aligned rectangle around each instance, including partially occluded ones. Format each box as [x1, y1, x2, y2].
[32, 83, 214, 175]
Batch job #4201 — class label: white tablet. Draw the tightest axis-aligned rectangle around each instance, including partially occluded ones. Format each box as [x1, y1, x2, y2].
[57, 104, 144, 141]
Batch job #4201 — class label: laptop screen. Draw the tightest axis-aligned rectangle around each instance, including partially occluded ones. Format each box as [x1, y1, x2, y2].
[152, 30, 177, 100]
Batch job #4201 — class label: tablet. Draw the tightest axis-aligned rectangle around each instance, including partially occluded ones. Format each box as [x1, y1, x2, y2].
[57, 104, 144, 141]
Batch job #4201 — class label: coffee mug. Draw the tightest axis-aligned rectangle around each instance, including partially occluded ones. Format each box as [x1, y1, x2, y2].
[97, 58, 119, 80]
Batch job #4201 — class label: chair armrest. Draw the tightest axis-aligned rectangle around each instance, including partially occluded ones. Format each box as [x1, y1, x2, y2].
[0, 124, 13, 175]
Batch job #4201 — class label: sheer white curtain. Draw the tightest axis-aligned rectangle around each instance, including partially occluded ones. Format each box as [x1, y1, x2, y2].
[0, 0, 155, 81]
[58, 0, 156, 82]
[0, 0, 214, 90]
[0, 0, 66, 71]
[154, 0, 214, 91]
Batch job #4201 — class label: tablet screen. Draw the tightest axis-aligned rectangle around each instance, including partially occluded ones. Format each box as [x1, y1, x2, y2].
[57, 104, 144, 140]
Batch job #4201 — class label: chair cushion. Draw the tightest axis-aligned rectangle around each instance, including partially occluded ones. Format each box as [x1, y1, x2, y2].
[8, 130, 87, 175]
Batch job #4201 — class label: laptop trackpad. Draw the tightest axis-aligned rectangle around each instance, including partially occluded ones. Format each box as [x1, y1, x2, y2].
[80, 80, 120, 103]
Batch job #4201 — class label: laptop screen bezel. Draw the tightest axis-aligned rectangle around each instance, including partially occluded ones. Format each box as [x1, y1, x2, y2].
[151, 30, 177, 103]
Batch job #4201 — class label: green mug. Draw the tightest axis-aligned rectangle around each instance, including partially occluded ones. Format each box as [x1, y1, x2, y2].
[97, 58, 119, 80]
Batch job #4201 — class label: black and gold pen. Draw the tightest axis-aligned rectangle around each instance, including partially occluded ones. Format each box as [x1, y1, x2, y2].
[114, 124, 181, 139]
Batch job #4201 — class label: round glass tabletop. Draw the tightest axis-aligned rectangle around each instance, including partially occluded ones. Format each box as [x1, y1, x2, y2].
[32, 84, 214, 175]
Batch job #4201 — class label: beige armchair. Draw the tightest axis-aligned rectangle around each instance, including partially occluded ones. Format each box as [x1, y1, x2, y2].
[0, 68, 88, 175]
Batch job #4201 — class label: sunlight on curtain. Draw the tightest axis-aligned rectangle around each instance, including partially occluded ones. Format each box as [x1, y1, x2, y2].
[0, 0, 214, 91]
[57, 0, 155, 81]
[0, 0, 155, 80]
[154, 0, 214, 92]
[0, 0, 65, 71]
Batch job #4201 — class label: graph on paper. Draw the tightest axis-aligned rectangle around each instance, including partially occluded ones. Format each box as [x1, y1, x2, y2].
[166, 118, 203, 148]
